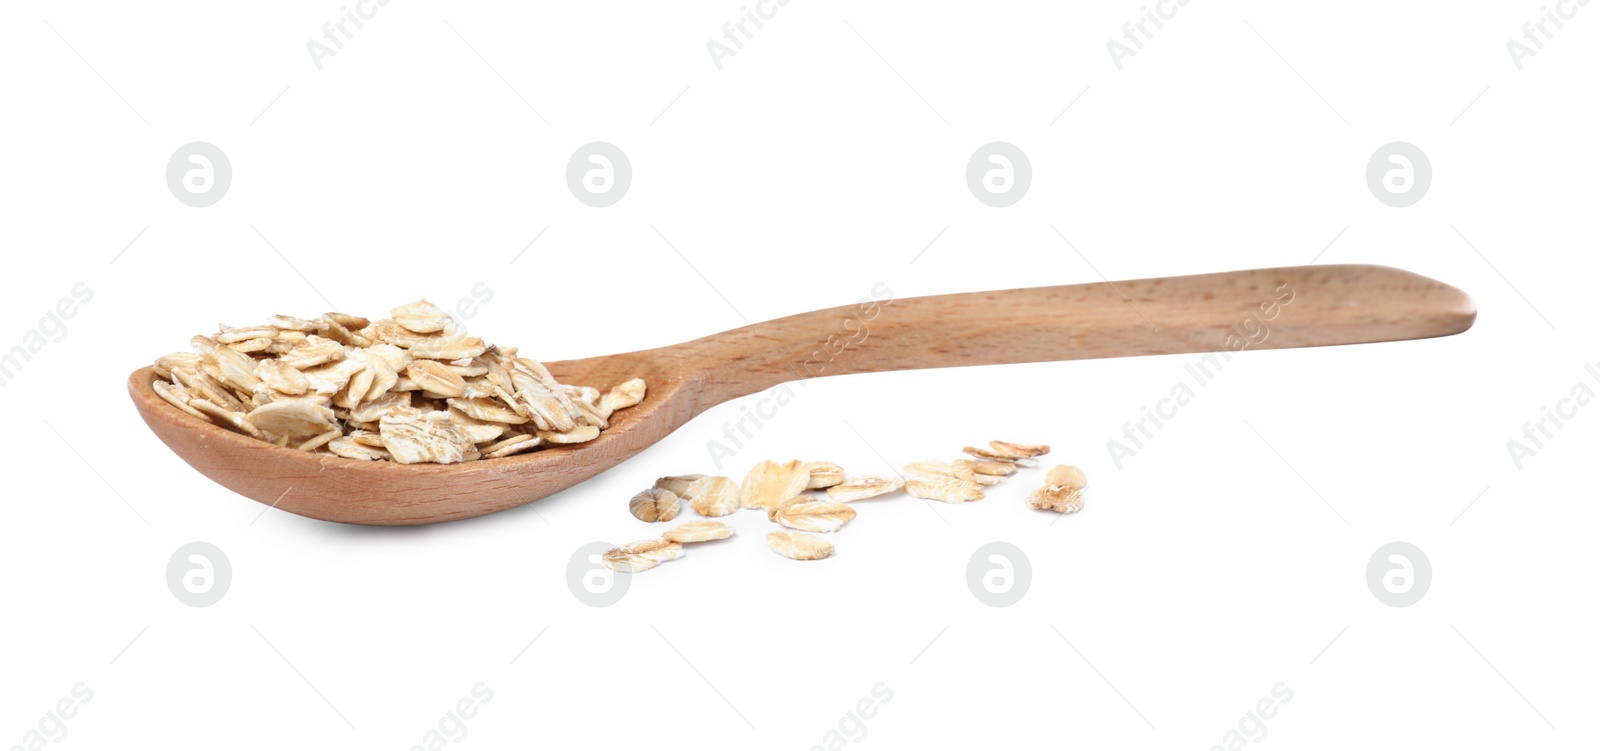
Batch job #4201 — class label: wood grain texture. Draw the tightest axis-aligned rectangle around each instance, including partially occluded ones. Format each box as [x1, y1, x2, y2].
[128, 264, 1475, 525]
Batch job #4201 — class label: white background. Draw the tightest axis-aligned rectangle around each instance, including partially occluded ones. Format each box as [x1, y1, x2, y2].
[1, 1, 1595, 749]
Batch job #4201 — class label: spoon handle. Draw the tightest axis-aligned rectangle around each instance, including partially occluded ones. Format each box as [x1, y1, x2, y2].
[670, 264, 1474, 405]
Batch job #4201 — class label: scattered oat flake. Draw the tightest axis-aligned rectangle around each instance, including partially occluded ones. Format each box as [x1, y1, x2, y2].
[1044, 465, 1087, 491]
[774, 501, 858, 533]
[740, 460, 811, 510]
[949, 460, 1006, 485]
[826, 476, 903, 502]
[905, 476, 984, 504]
[802, 461, 846, 490]
[1027, 485, 1083, 513]
[767, 495, 807, 522]
[990, 440, 1050, 458]
[662, 520, 733, 543]
[903, 460, 973, 481]
[767, 531, 834, 561]
[962, 445, 1038, 467]
[655, 474, 707, 496]
[682, 476, 740, 517]
[905, 459, 1003, 486]
[629, 489, 681, 523]
[962, 459, 1017, 477]
[602, 539, 685, 573]
[961, 445, 1011, 461]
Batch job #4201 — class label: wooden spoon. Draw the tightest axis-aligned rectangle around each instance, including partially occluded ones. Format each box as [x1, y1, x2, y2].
[128, 264, 1474, 526]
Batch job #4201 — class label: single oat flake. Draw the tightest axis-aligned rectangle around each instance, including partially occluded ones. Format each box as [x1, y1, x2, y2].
[989, 440, 1051, 458]
[904, 460, 1001, 487]
[681, 476, 740, 517]
[740, 460, 811, 510]
[905, 476, 985, 504]
[826, 476, 903, 502]
[629, 488, 682, 523]
[961, 459, 1017, 477]
[654, 474, 706, 497]
[603, 378, 647, 413]
[1030, 465, 1087, 513]
[802, 461, 846, 490]
[149, 302, 645, 464]
[767, 531, 835, 561]
[602, 539, 685, 573]
[962, 440, 1049, 466]
[1044, 465, 1087, 491]
[661, 520, 734, 543]
[1027, 485, 1084, 514]
[774, 501, 858, 533]
[767, 495, 805, 522]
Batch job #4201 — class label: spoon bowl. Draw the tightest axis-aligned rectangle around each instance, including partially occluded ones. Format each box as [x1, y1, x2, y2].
[128, 358, 691, 525]
[129, 264, 1476, 525]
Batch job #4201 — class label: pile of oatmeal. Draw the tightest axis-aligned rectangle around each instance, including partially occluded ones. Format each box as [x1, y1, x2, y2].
[150, 300, 644, 464]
